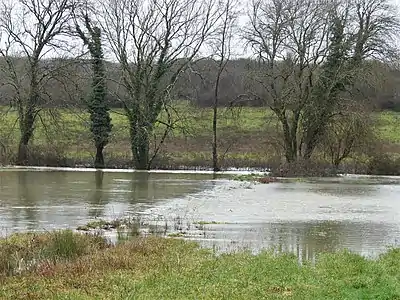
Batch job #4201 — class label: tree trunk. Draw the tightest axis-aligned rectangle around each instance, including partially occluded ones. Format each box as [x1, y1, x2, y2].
[302, 143, 315, 161]
[274, 109, 298, 163]
[333, 158, 341, 170]
[16, 109, 35, 166]
[212, 101, 220, 172]
[17, 138, 29, 166]
[135, 142, 149, 170]
[284, 144, 297, 163]
[132, 126, 150, 170]
[302, 129, 321, 161]
[282, 121, 297, 163]
[94, 145, 105, 169]
[134, 147, 149, 170]
[17, 63, 39, 166]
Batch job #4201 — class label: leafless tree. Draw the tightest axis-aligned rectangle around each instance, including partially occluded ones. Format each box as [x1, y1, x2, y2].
[245, 0, 399, 166]
[245, 0, 331, 163]
[351, 0, 400, 64]
[0, 0, 80, 165]
[207, 0, 239, 171]
[100, 0, 221, 170]
[321, 103, 374, 169]
[301, 0, 400, 160]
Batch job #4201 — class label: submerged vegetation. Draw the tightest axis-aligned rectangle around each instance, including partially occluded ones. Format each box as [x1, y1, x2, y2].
[0, 230, 399, 299]
[75, 218, 135, 231]
[232, 173, 267, 181]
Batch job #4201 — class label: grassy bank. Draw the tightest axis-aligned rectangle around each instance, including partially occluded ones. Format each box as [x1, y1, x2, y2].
[1, 230, 399, 299]
[0, 104, 400, 170]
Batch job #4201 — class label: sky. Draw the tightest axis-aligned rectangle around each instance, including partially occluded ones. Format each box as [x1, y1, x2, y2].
[0, 0, 400, 61]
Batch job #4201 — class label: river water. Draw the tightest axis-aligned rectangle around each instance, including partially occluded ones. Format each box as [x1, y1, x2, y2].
[0, 167, 399, 261]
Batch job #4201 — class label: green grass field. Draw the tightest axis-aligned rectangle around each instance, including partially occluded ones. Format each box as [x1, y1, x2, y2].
[375, 111, 400, 143]
[1, 231, 399, 300]
[0, 103, 399, 168]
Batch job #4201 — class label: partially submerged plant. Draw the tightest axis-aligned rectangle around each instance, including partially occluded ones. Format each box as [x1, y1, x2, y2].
[232, 173, 279, 184]
[232, 173, 265, 182]
[76, 218, 141, 232]
[257, 177, 279, 184]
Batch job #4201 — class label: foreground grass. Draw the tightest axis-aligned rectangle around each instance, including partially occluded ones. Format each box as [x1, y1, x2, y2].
[1, 231, 399, 299]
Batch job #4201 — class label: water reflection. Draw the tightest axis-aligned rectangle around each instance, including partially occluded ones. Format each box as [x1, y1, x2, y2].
[0, 170, 215, 233]
[188, 220, 396, 261]
[309, 184, 379, 197]
[116, 172, 213, 204]
[129, 172, 151, 203]
[16, 172, 38, 230]
[143, 179, 400, 258]
[87, 171, 108, 218]
[0, 169, 399, 259]
[274, 182, 380, 198]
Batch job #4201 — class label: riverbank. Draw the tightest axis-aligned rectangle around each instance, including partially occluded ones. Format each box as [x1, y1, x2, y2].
[0, 106, 400, 175]
[1, 230, 399, 299]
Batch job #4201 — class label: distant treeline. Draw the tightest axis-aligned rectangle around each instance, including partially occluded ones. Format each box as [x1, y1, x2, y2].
[1, 58, 399, 111]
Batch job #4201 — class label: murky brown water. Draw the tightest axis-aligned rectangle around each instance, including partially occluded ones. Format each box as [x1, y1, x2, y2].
[0, 167, 399, 259]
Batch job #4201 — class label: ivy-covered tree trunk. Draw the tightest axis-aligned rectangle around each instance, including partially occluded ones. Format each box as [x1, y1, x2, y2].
[212, 103, 220, 172]
[17, 109, 35, 165]
[16, 70, 39, 166]
[133, 126, 150, 170]
[128, 112, 151, 170]
[89, 99, 112, 169]
[76, 15, 112, 169]
[301, 17, 349, 161]
[94, 145, 105, 168]
[282, 121, 297, 163]
[273, 108, 299, 163]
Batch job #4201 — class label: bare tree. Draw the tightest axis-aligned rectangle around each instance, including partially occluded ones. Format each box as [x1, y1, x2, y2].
[100, 0, 221, 170]
[206, 0, 239, 172]
[245, 0, 399, 167]
[322, 106, 373, 169]
[301, 0, 400, 160]
[0, 0, 79, 165]
[351, 0, 399, 64]
[245, 0, 331, 163]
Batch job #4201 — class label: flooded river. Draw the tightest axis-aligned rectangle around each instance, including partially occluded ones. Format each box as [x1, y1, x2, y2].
[0, 167, 399, 261]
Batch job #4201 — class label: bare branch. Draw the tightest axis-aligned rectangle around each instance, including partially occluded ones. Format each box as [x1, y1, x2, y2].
[98, 0, 221, 169]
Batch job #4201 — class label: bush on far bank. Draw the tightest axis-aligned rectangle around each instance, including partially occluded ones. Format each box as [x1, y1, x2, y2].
[366, 154, 400, 176]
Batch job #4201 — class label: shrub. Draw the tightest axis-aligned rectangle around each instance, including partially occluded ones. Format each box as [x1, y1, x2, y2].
[367, 154, 400, 176]
[271, 160, 337, 177]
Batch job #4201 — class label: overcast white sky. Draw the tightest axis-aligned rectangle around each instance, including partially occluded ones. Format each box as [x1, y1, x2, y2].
[1, 0, 400, 61]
